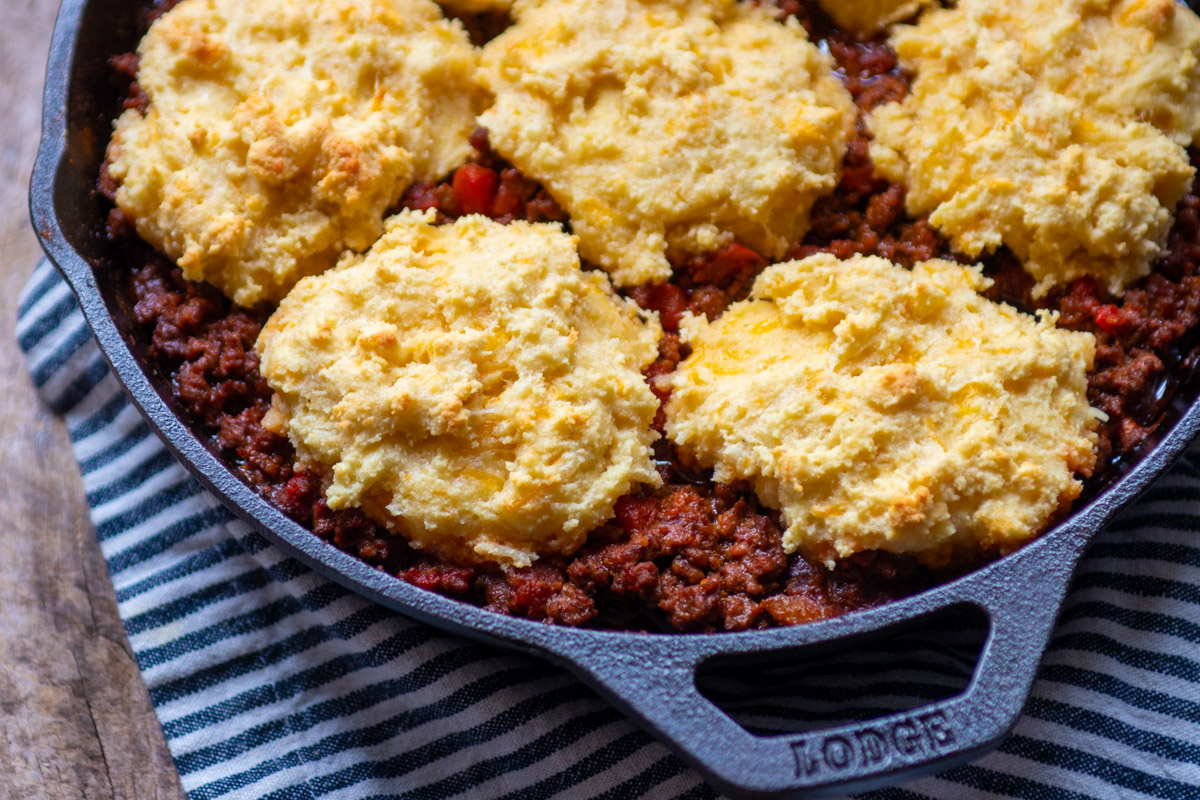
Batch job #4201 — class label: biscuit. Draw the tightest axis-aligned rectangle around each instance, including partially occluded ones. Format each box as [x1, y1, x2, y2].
[665, 253, 1098, 567]
[257, 211, 663, 567]
[869, 0, 1200, 297]
[106, 0, 484, 307]
[815, 0, 933, 36]
[477, 0, 855, 287]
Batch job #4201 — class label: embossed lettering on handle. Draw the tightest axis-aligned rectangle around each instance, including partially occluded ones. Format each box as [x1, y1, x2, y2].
[790, 710, 957, 778]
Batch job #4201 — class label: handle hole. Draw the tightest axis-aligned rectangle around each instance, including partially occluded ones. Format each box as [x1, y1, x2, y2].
[694, 603, 989, 736]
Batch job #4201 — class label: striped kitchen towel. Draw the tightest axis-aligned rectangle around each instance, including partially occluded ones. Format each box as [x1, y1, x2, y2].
[17, 258, 1200, 799]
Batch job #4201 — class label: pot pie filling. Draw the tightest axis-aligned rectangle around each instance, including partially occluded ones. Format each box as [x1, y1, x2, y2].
[98, 0, 1200, 630]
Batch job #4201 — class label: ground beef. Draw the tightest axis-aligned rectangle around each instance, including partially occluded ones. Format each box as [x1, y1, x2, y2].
[567, 485, 915, 631]
[98, 1, 1200, 631]
[1037, 183, 1200, 473]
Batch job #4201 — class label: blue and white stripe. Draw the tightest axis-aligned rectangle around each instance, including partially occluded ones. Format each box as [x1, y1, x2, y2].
[18, 259, 1200, 798]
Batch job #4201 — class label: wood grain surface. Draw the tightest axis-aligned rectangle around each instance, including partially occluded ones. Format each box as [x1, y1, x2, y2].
[0, 0, 187, 797]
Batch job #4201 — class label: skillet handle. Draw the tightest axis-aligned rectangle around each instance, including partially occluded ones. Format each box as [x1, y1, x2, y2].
[554, 542, 1080, 799]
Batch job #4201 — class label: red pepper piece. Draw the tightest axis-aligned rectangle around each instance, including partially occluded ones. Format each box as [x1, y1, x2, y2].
[451, 163, 498, 217]
[1094, 303, 1129, 335]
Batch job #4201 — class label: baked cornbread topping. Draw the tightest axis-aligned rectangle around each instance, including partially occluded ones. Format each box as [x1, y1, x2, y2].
[869, 0, 1200, 297]
[814, 0, 932, 36]
[477, 0, 855, 287]
[105, 0, 484, 307]
[665, 254, 1099, 567]
[256, 212, 662, 567]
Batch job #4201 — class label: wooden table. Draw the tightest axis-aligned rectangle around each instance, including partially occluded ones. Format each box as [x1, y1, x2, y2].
[0, 0, 187, 796]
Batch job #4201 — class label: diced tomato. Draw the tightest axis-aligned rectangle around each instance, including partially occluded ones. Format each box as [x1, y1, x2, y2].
[1093, 303, 1128, 335]
[451, 163, 498, 216]
[643, 282, 688, 332]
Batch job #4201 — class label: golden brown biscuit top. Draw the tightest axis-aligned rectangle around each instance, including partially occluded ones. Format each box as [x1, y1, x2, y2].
[477, 0, 855, 287]
[257, 212, 663, 567]
[106, 0, 484, 307]
[869, 0, 1200, 297]
[665, 253, 1099, 567]
[814, 0, 933, 36]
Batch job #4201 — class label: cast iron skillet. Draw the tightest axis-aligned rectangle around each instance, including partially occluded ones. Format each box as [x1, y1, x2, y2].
[29, 0, 1200, 795]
